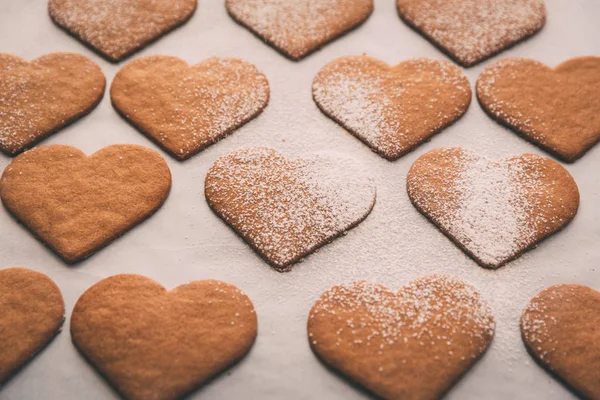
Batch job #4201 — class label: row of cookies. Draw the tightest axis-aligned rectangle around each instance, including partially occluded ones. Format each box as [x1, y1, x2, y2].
[2, 52, 599, 162]
[2, 267, 597, 399]
[0, 144, 579, 270]
[47, 0, 547, 66]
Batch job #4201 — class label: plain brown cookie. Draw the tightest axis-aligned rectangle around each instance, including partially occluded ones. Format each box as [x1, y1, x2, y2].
[406, 147, 579, 269]
[205, 147, 376, 270]
[313, 56, 471, 160]
[0, 268, 64, 383]
[308, 275, 495, 400]
[48, 0, 197, 62]
[0, 144, 171, 263]
[0, 53, 105, 156]
[521, 284, 600, 399]
[71, 274, 257, 400]
[396, 0, 546, 67]
[111, 56, 270, 160]
[226, 0, 373, 60]
[477, 57, 600, 163]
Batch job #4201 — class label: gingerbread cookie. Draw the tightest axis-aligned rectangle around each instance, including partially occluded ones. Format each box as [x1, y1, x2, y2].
[226, 0, 373, 60]
[0, 145, 171, 263]
[0, 53, 105, 156]
[71, 275, 257, 400]
[111, 56, 270, 160]
[0, 268, 64, 383]
[521, 284, 600, 399]
[308, 275, 495, 399]
[48, 0, 197, 62]
[477, 57, 600, 162]
[407, 148, 579, 268]
[313, 56, 471, 160]
[205, 147, 376, 270]
[396, 0, 546, 67]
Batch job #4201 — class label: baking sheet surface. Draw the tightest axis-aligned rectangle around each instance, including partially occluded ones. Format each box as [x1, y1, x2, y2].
[0, 0, 599, 399]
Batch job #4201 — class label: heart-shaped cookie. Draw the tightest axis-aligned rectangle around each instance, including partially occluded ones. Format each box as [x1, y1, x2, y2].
[396, 0, 546, 67]
[308, 275, 495, 399]
[48, 0, 197, 62]
[0, 144, 171, 263]
[0, 268, 64, 383]
[477, 57, 600, 163]
[205, 147, 376, 270]
[313, 56, 471, 160]
[111, 56, 270, 160]
[71, 275, 257, 400]
[226, 0, 373, 60]
[406, 147, 579, 268]
[0, 53, 105, 156]
[521, 284, 600, 399]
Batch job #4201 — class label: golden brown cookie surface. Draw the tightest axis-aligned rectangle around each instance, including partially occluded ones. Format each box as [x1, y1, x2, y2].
[521, 284, 600, 399]
[308, 275, 495, 400]
[407, 147, 579, 268]
[477, 57, 600, 162]
[71, 275, 257, 400]
[396, 0, 546, 67]
[226, 0, 373, 60]
[205, 147, 376, 270]
[0, 144, 171, 263]
[313, 56, 471, 160]
[0, 268, 64, 383]
[0, 53, 105, 156]
[111, 56, 270, 160]
[48, 0, 197, 62]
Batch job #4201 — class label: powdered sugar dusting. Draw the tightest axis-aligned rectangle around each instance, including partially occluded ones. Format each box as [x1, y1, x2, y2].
[226, 0, 373, 59]
[0, 53, 104, 155]
[112, 56, 270, 159]
[309, 274, 495, 357]
[408, 148, 575, 268]
[205, 147, 376, 270]
[313, 57, 471, 159]
[397, 0, 546, 66]
[49, 0, 197, 61]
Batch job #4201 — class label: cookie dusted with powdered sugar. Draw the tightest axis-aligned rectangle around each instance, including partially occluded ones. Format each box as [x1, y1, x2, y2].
[205, 147, 376, 270]
[477, 57, 600, 163]
[111, 56, 270, 160]
[48, 0, 197, 62]
[0, 53, 105, 156]
[226, 0, 373, 60]
[407, 147, 579, 268]
[521, 284, 600, 399]
[313, 56, 471, 160]
[308, 275, 495, 399]
[396, 0, 546, 67]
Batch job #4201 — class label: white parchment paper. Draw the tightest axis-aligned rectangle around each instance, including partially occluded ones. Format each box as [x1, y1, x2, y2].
[0, 0, 598, 399]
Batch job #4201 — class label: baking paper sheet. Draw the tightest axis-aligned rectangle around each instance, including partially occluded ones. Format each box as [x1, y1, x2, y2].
[0, 0, 599, 399]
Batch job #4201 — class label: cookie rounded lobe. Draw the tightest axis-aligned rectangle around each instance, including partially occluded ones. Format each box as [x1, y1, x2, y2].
[0, 52, 105, 156]
[71, 274, 257, 400]
[0, 144, 172, 263]
[110, 55, 270, 160]
[313, 55, 471, 160]
[0, 267, 65, 383]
